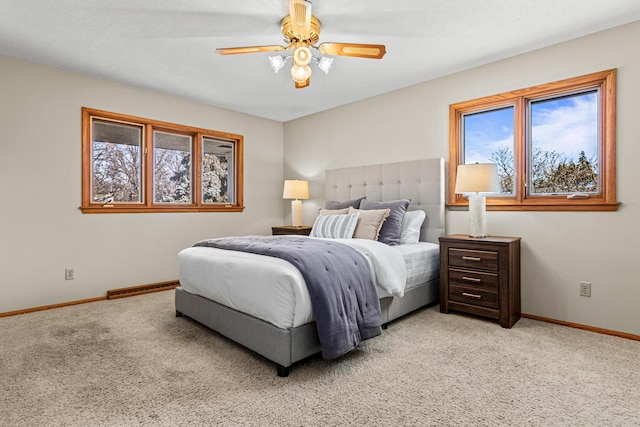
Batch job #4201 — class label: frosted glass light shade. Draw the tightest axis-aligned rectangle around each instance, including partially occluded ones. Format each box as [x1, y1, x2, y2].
[317, 57, 333, 74]
[291, 64, 312, 83]
[293, 46, 312, 66]
[269, 55, 286, 73]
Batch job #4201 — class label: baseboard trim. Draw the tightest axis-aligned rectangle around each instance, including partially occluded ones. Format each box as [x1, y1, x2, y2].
[106, 280, 179, 300]
[0, 296, 107, 318]
[522, 313, 640, 342]
[0, 280, 179, 317]
[3, 290, 637, 342]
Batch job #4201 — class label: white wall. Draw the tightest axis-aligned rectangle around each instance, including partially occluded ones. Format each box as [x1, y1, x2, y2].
[284, 21, 640, 336]
[0, 56, 284, 313]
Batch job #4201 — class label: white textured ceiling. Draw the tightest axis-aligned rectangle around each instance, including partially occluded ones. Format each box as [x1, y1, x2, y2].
[2, 1, 640, 122]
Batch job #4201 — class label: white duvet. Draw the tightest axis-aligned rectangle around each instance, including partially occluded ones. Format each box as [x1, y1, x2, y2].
[178, 236, 410, 330]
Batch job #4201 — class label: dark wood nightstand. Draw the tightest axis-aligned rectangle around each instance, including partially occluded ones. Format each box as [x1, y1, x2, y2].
[271, 225, 312, 236]
[439, 234, 521, 328]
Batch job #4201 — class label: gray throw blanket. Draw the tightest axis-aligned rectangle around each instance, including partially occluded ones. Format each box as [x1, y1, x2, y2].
[194, 236, 382, 359]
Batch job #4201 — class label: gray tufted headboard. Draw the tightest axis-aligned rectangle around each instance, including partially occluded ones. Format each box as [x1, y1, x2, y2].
[324, 158, 446, 244]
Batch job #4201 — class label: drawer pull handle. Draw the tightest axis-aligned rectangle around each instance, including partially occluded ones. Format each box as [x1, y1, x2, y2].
[462, 256, 482, 262]
[462, 276, 482, 283]
[462, 292, 481, 299]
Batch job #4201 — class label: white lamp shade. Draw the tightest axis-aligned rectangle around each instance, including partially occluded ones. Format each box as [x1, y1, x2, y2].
[454, 163, 500, 194]
[283, 180, 309, 200]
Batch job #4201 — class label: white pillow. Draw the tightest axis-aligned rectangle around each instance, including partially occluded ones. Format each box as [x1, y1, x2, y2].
[310, 213, 359, 239]
[399, 210, 426, 245]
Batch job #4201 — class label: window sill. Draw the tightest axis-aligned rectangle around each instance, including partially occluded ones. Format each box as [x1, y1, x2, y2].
[80, 205, 245, 214]
[447, 201, 620, 212]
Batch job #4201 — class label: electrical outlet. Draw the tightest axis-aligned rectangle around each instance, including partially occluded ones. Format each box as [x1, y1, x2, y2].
[579, 281, 591, 297]
[65, 268, 75, 280]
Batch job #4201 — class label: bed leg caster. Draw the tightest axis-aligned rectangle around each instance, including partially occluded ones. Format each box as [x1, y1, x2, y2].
[175, 310, 183, 317]
[276, 365, 290, 377]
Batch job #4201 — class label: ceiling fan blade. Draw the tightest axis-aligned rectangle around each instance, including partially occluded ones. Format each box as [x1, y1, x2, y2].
[215, 45, 285, 55]
[294, 78, 310, 89]
[289, 0, 312, 39]
[318, 43, 386, 59]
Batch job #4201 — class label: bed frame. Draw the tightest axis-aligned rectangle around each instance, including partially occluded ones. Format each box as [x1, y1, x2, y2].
[175, 158, 445, 377]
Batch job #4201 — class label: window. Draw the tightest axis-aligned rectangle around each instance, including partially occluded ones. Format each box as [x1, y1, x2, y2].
[82, 108, 244, 213]
[449, 69, 617, 211]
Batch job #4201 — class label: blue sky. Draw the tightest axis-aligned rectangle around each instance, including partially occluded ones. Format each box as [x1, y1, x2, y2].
[464, 106, 514, 164]
[463, 91, 598, 164]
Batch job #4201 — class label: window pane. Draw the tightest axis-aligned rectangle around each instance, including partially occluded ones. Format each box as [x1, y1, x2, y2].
[529, 90, 599, 195]
[153, 131, 192, 203]
[463, 106, 515, 194]
[92, 120, 142, 203]
[202, 138, 234, 204]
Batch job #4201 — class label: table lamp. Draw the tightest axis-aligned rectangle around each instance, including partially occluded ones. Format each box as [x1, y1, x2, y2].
[454, 163, 500, 238]
[283, 180, 309, 227]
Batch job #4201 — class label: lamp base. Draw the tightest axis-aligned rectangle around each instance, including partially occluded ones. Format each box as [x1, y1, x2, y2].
[468, 194, 487, 238]
[291, 199, 302, 227]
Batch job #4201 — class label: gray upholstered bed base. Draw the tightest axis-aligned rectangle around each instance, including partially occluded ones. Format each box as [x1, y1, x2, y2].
[175, 278, 439, 377]
[175, 158, 445, 377]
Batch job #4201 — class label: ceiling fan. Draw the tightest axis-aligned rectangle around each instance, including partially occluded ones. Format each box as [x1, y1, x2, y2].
[215, 0, 386, 89]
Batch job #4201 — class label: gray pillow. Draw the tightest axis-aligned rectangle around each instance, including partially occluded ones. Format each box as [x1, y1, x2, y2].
[360, 199, 411, 246]
[318, 208, 349, 216]
[325, 197, 365, 210]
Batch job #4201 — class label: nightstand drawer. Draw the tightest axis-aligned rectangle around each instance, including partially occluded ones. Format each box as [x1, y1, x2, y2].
[449, 284, 498, 309]
[449, 268, 498, 290]
[448, 248, 498, 271]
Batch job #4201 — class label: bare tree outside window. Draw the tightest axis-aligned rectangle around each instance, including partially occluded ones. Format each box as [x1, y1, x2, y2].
[202, 138, 234, 204]
[488, 146, 514, 194]
[154, 131, 192, 203]
[202, 153, 228, 203]
[529, 91, 599, 194]
[91, 121, 142, 203]
[489, 145, 598, 195]
[82, 108, 244, 213]
[450, 69, 616, 211]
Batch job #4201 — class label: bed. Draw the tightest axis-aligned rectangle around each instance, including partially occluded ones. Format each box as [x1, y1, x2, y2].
[175, 158, 445, 376]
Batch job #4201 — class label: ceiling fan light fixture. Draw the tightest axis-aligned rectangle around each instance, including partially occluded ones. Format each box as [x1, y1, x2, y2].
[269, 55, 286, 73]
[216, 0, 386, 89]
[291, 64, 312, 83]
[293, 45, 312, 66]
[317, 56, 333, 74]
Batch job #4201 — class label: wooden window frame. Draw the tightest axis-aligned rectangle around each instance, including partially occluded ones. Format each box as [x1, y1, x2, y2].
[81, 107, 244, 213]
[448, 69, 618, 211]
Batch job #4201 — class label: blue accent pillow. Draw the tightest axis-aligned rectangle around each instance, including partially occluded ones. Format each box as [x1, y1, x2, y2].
[310, 213, 359, 239]
[360, 199, 411, 246]
[325, 197, 365, 210]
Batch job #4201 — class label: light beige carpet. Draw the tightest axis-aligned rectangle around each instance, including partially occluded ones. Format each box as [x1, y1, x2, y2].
[1, 290, 638, 427]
